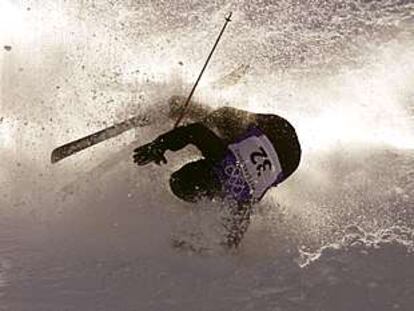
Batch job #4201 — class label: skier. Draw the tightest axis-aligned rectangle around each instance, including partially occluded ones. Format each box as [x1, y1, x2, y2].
[133, 97, 301, 248]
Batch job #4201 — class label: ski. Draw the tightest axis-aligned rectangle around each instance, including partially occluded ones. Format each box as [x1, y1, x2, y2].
[51, 114, 150, 164]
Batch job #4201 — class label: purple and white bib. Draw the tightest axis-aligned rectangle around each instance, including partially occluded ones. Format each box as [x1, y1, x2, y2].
[214, 127, 283, 203]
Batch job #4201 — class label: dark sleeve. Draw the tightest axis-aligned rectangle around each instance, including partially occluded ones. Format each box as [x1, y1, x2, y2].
[156, 122, 226, 161]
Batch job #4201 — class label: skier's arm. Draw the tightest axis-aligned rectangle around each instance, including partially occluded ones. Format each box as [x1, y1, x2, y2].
[133, 122, 226, 166]
[156, 122, 226, 160]
[223, 202, 253, 248]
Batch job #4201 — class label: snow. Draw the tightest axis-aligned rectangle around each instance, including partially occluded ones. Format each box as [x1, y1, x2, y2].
[1, 0, 414, 310]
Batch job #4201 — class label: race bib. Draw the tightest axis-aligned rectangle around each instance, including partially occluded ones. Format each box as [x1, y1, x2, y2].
[214, 127, 283, 203]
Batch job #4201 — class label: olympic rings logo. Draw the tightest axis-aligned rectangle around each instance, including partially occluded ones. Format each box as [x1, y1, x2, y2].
[223, 164, 246, 197]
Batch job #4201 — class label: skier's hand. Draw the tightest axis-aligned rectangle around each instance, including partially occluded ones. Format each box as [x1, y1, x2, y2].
[133, 141, 167, 166]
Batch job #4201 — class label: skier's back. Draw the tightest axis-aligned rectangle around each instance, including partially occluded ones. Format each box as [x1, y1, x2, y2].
[134, 97, 301, 248]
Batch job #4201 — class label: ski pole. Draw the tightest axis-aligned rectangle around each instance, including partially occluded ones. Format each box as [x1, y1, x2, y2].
[173, 12, 232, 128]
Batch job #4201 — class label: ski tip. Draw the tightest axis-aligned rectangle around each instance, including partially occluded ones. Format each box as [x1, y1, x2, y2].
[50, 150, 61, 164]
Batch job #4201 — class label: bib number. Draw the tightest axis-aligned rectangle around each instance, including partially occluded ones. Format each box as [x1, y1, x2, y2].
[250, 146, 272, 176]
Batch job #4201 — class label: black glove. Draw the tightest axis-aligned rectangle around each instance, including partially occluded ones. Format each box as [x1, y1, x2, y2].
[133, 139, 167, 166]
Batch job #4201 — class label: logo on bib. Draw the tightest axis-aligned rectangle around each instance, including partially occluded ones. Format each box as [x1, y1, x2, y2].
[223, 164, 246, 197]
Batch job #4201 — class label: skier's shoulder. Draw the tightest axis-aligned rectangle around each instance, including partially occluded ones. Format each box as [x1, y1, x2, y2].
[210, 107, 293, 127]
[255, 112, 294, 129]
[204, 106, 253, 136]
[207, 106, 252, 119]
[252, 112, 298, 143]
